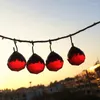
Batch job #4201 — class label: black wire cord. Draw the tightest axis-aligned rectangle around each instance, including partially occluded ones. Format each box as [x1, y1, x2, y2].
[0, 21, 100, 44]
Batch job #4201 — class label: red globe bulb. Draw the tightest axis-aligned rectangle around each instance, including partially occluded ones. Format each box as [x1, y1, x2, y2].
[7, 51, 26, 71]
[68, 46, 85, 65]
[46, 51, 64, 71]
[27, 53, 45, 74]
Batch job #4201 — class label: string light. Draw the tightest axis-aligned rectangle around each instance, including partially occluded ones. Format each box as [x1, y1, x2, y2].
[26, 42, 45, 74]
[46, 40, 64, 71]
[7, 40, 26, 71]
[67, 36, 85, 65]
[4, 21, 100, 73]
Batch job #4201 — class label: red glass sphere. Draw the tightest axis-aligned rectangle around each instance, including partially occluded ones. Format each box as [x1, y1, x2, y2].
[27, 53, 45, 74]
[7, 51, 26, 71]
[46, 51, 64, 71]
[68, 46, 85, 65]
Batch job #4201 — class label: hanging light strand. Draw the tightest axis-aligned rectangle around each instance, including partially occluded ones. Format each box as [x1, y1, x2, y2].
[6, 21, 100, 73]
[49, 40, 52, 52]
[32, 41, 34, 54]
[0, 21, 100, 44]
[70, 35, 74, 47]
[13, 39, 18, 51]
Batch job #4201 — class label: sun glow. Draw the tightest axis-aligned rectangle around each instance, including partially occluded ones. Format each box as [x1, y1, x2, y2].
[88, 64, 100, 72]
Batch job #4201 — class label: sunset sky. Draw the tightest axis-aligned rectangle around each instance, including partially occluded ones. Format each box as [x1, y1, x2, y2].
[0, 0, 100, 89]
